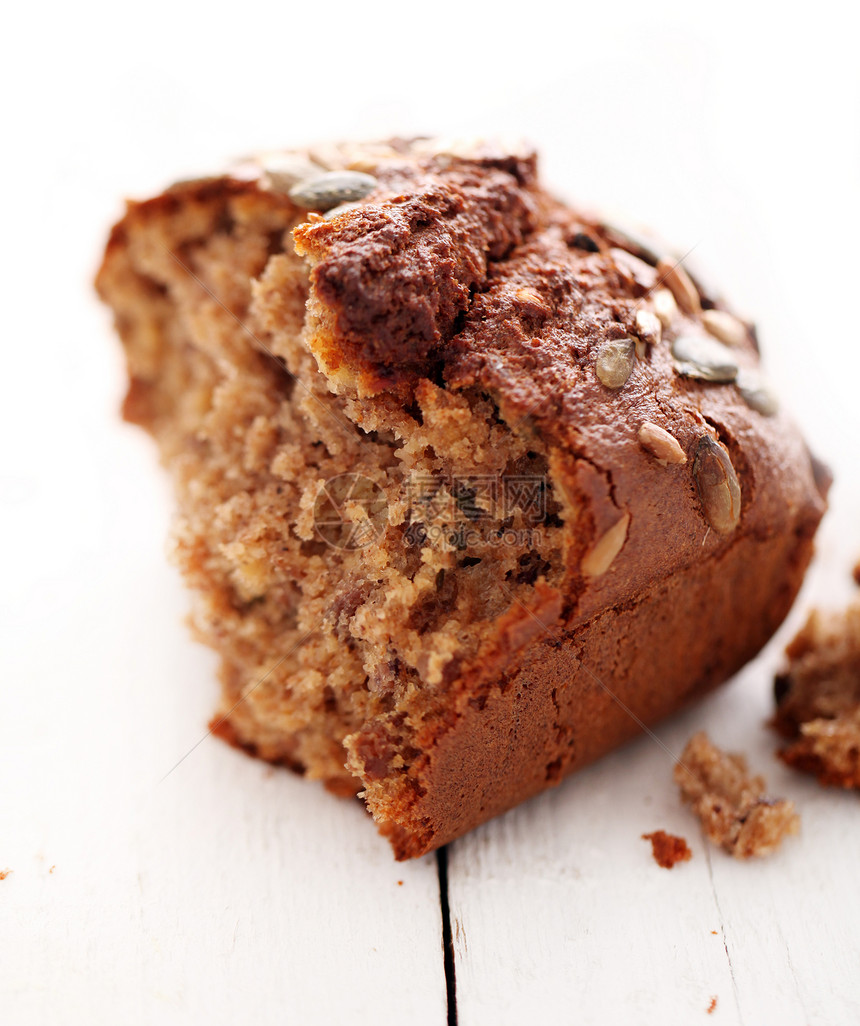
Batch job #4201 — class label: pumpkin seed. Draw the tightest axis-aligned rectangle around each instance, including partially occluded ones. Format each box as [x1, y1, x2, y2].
[324, 201, 364, 220]
[736, 369, 779, 416]
[289, 170, 378, 211]
[596, 338, 636, 389]
[638, 422, 687, 465]
[672, 336, 739, 383]
[569, 231, 600, 253]
[693, 436, 741, 534]
[656, 257, 701, 315]
[702, 309, 748, 348]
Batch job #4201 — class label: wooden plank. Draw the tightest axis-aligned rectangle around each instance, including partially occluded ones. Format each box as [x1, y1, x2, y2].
[0, 433, 447, 1025]
[446, 714, 738, 1024]
[690, 659, 860, 1026]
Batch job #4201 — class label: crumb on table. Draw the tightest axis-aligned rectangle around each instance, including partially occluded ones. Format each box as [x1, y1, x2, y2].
[642, 829, 692, 868]
[674, 732, 799, 858]
[0, 869, 11, 881]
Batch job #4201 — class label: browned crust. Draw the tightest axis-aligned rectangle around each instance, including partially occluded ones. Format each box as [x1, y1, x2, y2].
[294, 160, 540, 395]
[369, 519, 816, 857]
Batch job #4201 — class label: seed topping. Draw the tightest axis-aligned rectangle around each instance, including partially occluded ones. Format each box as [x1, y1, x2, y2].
[653, 288, 679, 328]
[736, 369, 779, 417]
[656, 258, 701, 315]
[582, 513, 631, 577]
[702, 309, 748, 348]
[596, 338, 636, 389]
[289, 170, 378, 211]
[635, 309, 662, 346]
[672, 336, 739, 383]
[259, 153, 325, 193]
[693, 436, 742, 534]
[638, 422, 687, 465]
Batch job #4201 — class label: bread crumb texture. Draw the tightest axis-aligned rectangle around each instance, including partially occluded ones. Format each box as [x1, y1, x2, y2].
[96, 138, 827, 858]
[774, 599, 860, 789]
[675, 732, 799, 858]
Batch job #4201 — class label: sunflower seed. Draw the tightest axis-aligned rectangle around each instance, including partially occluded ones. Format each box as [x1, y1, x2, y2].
[693, 436, 741, 534]
[611, 248, 657, 290]
[599, 220, 662, 266]
[596, 338, 636, 389]
[411, 135, 534, 164]
[258, 153, 325, 192]
[635, 309, 662, 346]
[653, 288, 678, 328]
[166, 175, 220, 191]
[582, 512, 630, 577]
[514, 287, 549, 314]
[638, 422, 687, 465]
[656, 258, 701, 315]
[341, 141, 400, 170]
[289, 170, 378, 211]
[672, 336, 739, 383]
[702, 309, 748, 348]
[736, 369, 779, 416]
[307, 142, 349, 171]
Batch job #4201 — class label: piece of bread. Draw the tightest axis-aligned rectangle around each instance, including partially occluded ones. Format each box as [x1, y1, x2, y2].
[96, 138, 828, 858]
[773, 599, 860, 788]
[674, 732, 799, 858]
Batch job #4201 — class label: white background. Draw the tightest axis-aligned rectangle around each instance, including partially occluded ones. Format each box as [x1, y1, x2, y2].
[2, 1, 859, 1023]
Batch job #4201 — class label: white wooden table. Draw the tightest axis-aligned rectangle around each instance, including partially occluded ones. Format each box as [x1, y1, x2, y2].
[3, 2, 860, 1021]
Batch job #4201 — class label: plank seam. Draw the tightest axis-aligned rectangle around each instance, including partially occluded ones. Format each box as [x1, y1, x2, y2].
[437, 846, 458, 1025]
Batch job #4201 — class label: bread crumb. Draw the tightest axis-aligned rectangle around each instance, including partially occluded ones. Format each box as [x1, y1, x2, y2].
[707, 996, 718, 1014]
[0, 869, 11, 881]
[774, 600, 860, 789]
[674, 732, 799, 858]
[642, 830, 692, 868]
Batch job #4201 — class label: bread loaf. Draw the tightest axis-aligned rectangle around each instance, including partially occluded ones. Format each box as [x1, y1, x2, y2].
[96, 138, 828, 858]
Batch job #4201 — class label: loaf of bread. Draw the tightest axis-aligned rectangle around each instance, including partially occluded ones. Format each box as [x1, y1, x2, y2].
[96, 138, 828, 858]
